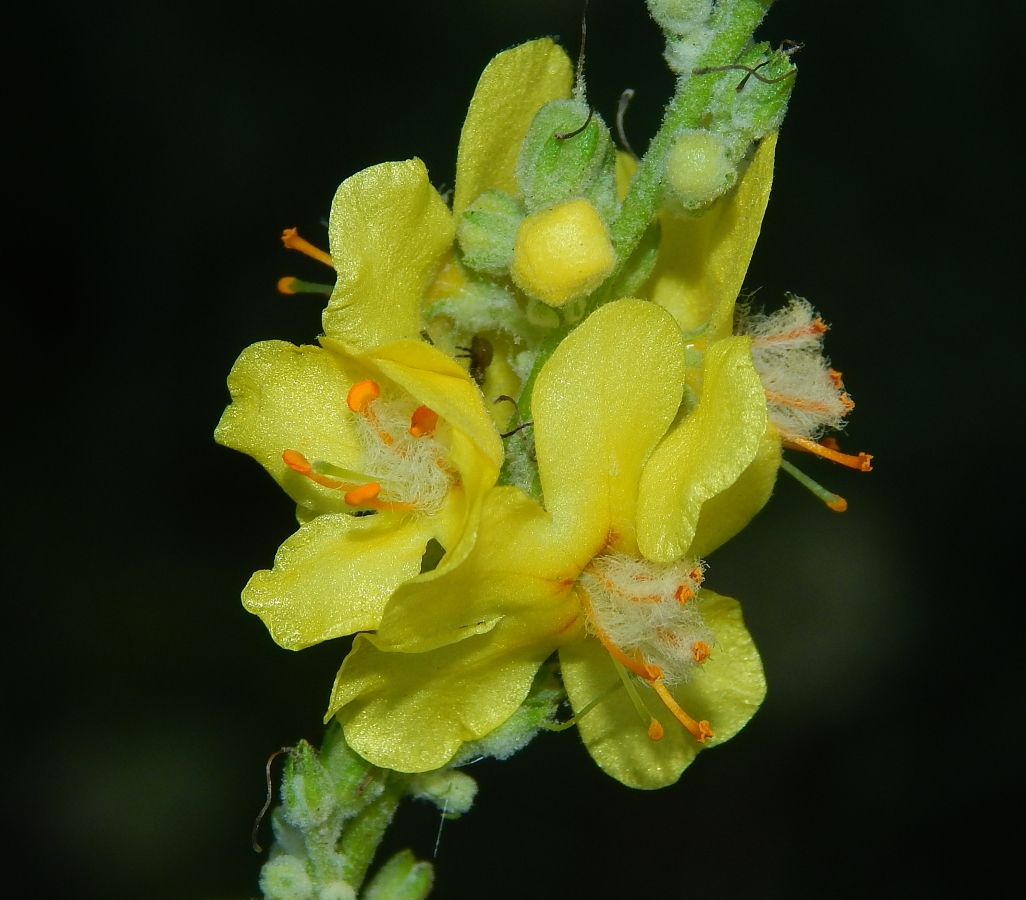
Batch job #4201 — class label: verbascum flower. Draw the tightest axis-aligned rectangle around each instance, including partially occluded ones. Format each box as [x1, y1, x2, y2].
[326, 298, 768, 789]
[214, 40, 575, 651]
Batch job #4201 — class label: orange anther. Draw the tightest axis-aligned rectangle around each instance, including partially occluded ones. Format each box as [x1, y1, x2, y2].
[784, 435, 873, 471]
[651, 680, 714, 744]
[820, 437, 841, 452]
[826, 495, 848, 513]
[282, 448, 312, 474]
[277, 276, 298, 295]
[282, 449, 348, 489]
[409, 405, 439, 437]
[689, 567, 704, 583]
[692, 641, 711, 663]
[281, 227, 333, 267]
[344, 482, 382, 507]
[827, 367, 845, 389]
[647, 718, 665, 741]
[675, 584, 694, 603]
[347, 380, 381, 413]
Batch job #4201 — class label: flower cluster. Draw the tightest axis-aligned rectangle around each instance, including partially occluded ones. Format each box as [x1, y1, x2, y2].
[218, 7, 867, 792]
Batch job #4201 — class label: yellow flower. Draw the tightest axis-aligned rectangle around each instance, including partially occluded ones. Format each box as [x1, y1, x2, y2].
[326, 298, 769, 788]
[214, 39, 575, 651]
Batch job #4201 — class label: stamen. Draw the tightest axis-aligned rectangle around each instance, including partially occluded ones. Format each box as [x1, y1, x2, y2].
[344, 482, 382, 507]
[691, 641, 711, 663]
[651, 680, 713, 744]
[409, 405, 439, 437]
[784, 435, 873, 471]
[280, 227, 333, 267]
[347, 380, 381, 413]
[749, 317, 826, 346]
[780, 459, 848, 512]
[277, 276, 333, 296]
[611, 658, 664, 742]
[675, 584, 694, 603]
[542, 679, 622, 732]
[282, 449, 347, 489]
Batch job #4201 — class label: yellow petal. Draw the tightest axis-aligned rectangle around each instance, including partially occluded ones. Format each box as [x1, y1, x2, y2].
[560, 590, 764, 789]
[532, 298, 685, 555]
[615, 150, 638, 201]
[688, 422, 781, 558]
[645, 133, 777, 346]
[324, 159, 455, 350]
[637, 337, 767, 562]
[560, 635, 697, 789]
[358, 338, 504, 473]
[327, 626, 561, 772]
[375, 486, 582, 653]
[453, 39, 574, 218]
[242, 512, 435, 650]
[214, 341, 365, 516]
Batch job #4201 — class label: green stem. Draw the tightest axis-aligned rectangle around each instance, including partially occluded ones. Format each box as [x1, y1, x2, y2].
[338, 778, 406, 890]
[611, 0, 774, 260]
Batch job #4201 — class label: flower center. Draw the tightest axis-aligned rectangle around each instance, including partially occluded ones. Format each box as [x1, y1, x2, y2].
[282, 379, 454, 514]
[577, 551, 715, 744]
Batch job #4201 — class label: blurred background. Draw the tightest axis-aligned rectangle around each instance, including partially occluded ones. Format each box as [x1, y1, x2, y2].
[8, 0, 1022, 896]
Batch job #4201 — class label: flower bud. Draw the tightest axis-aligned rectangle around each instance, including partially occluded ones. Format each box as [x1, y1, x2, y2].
[516, 99, 617, 217]
[260, 855, 315, 900]
[456, 189, 525, 276]
[646, 0, 713, 34]
[511, 198, 615, 307]
[281, 740, 337, 829]
[409, 769, 478, 816]
[362, 850, 433, 900]
[663, 129, 738, 211]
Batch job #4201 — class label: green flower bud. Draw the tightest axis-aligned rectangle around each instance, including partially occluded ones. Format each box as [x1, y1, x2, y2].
[664, 129, 738, 210]
[320, 721, 384, 818]
[317, 882, 357, 900]
[260, 855, 315, 900]
[646, 0, 713, 34]
[281, 741, 337, 830]
[362, 850, 433, 900]
[456, 189, 525, 276]
[409, 769, 478, 816]
[516, 99, 617, 217]
[717, 42, 796, 142]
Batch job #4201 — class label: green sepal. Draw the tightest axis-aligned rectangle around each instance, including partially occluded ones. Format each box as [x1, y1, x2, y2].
[516, 99, 618, 218]
[362, 850, 433, 900]
[457, 189, 525, 276]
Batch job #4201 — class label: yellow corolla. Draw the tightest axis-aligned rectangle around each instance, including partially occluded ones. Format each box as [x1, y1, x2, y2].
[215, 337, 502, 650]
[326, 298, 770, 788]
[215, 39, 576, 651]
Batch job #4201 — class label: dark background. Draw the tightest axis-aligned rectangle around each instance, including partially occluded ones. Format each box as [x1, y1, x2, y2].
[9, 1, 1023, 897]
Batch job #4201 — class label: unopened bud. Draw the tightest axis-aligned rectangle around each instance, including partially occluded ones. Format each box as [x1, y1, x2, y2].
[646, 0, 713, 34]
[664, 129, 738, 211]
[362, 850, 433, 900]
[281, 740, 336, 829]
[511, 199, 615, 307]
[516, 99, 617, 217]
[260, 855, 315, 900]
[409, 769, 478, 816]
[457, 189, 525, 276]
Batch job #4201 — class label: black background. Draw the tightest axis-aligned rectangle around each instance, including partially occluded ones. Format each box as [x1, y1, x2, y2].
[8, 1, 1023, 897]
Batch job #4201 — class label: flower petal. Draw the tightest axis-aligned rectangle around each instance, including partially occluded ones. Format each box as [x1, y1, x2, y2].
[645, 133, 777, 346]
[560, 635, 697, 789]
[560, 590, 764, 789]
[637, 336, 767, 562]
[214, 340, 365, 517]
[324, 159, 455, 350]
[688, 422, 781, 558]
[453, 39, 574, 218]
[673, 590, 766, 750]
[327, 626, 562, 772]
[374, 486, 582, 653]
[242, 512, 435, 650]
[533, 298, 685, 554]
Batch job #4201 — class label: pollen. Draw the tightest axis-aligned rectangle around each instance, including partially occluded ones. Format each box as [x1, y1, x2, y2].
[347, 380, 381, 413]
[409, 405, 439, 437]
[691, 641, 711, 663]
